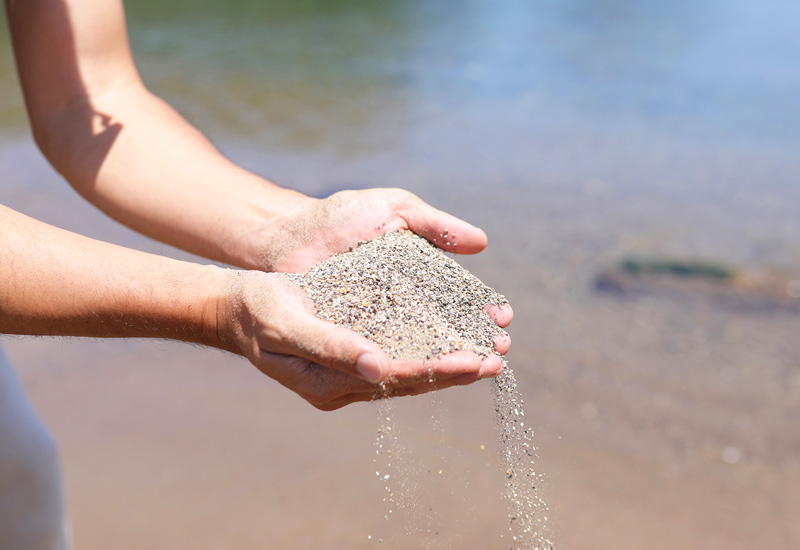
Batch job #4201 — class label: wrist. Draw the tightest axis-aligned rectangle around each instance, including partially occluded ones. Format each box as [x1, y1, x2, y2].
[198, 265, 239, 353]
[227, 184, 318, 271]
[246, 190, 320, 272]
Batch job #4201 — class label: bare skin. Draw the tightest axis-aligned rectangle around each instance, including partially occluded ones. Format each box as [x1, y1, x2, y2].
[2, 0, 513, 410]
[257, 188, 492, 272]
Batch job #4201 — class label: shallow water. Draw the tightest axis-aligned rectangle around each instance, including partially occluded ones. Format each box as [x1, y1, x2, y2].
[2, 0, 800, 548]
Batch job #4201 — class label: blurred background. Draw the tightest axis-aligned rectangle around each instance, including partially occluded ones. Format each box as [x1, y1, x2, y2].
[2, 0, 799, 548]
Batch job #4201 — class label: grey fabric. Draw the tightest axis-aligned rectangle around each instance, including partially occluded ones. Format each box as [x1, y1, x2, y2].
[0, 345, 69, 550]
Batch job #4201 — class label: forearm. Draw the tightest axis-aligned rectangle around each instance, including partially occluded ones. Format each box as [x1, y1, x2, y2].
[0, 203, 227, 346]
[40, 84, 314, 269]
[6, 0, 314, 271]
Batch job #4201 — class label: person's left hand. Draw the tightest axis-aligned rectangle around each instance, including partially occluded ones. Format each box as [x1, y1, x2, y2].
[239, 187, 513, 405]
[215, 270, 507, 410]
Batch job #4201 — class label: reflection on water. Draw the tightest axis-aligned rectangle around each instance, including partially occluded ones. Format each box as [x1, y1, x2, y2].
[2, 0, 798, 150]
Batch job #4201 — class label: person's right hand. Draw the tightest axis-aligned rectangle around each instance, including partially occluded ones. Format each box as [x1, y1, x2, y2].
[213, 270, 508, 411]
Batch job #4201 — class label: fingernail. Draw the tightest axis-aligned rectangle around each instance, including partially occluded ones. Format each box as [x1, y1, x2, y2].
[356, 353, 383, 383]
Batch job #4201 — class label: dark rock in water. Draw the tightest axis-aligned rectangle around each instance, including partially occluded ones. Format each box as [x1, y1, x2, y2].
[594, 260, 800, 315]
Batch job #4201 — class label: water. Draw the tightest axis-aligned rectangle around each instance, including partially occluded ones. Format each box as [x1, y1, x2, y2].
[2, 0, 800, 548]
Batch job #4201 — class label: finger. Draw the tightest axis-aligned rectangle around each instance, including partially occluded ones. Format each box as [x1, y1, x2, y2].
[493, 330, 511, 355]
[387, 350, 483, 384]
[479, 353, 504, 378]
[373, 355, 503, 400]
[266, 351, 504, 411]
[258, 352, 481, 411]
[486, 303, 513, 328]
[276, 313, 393, 384]
[400, 195, 488, 254]
[373, 371, 483, 400]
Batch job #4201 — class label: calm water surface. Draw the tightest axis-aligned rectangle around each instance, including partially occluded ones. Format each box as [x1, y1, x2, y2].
[1, 1, 799, 548]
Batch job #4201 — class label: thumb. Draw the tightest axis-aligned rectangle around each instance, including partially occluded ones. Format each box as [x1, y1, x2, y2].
[279, 313, 390, 384]
[402, 198, 488, 254]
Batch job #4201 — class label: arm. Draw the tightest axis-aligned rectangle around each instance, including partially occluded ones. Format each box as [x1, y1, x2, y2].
[5, 0, 493, 272]
[0, 203, 222, 343]
[6, 0, 310, 269]
[3, 0, 512, 409]
[0, 205, 502, 410]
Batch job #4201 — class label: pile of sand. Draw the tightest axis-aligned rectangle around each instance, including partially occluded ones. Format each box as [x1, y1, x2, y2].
[282, 230, 508, 360]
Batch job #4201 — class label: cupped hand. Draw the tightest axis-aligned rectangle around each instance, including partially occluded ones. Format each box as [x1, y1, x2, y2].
[216, 270, 509, 411]
[262, 187, 513, 330]
[260, 188, 513, 328]
[259, 188, 490, 273]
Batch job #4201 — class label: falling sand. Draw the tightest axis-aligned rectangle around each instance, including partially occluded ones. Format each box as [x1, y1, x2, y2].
[283, 230, 554, 549]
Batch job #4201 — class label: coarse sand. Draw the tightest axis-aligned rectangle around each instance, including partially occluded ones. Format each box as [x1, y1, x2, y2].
[281, 229, 509, 361]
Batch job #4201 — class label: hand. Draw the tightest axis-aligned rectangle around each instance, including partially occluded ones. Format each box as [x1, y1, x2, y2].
[260, 188, 488, 271]
[217, 270, 510, 411]
[258, 186, 514, 327]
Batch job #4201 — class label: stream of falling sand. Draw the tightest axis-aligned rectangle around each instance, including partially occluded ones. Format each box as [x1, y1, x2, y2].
[284, 230, 555, 548]
[493, 365, 554, 550]
[371, 367, 554, 549]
